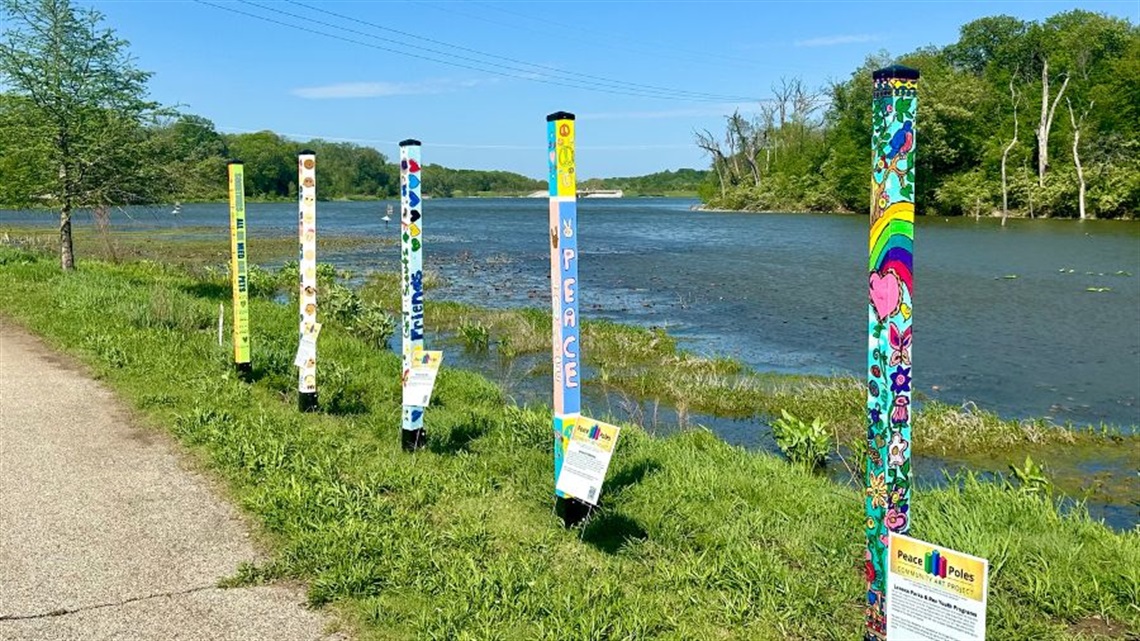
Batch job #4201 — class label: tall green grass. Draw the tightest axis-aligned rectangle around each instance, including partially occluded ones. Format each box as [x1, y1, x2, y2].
[0, 248, 1136, 640]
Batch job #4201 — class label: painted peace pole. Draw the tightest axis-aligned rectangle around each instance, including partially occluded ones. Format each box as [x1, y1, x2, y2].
[297, 151, 319, 412]
[399, 139, 427, 451]
[547, 111, 587, 525]
[227, 161, 251, 373]
[864, 64, 919, 641]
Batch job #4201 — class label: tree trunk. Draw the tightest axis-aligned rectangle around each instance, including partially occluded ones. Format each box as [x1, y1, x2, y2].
[1001, 78, 1019, 227]
[1036, 59, 1070, 188]
[59, 205, 75, 270]
[1068, 98, 1090, 220]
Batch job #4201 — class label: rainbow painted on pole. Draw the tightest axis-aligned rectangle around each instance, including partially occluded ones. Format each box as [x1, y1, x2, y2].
[297, 151, 318, 411]
[400, 139, 427, 451]
[548, 111, 580, 499]
[865, 64, 918, 641]
[227, 161, 251, 371]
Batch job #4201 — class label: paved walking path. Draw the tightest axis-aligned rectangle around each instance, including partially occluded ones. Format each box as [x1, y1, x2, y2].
[0, 324, 344, 640]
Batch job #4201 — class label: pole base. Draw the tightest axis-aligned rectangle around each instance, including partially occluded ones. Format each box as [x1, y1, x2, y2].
[298, 392, 318, 413]
[235, 362, 252, 378]
[555, 495, 594, 528]
[401, 428, 426, 452]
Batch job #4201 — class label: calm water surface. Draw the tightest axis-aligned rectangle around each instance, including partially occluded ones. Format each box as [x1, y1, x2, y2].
[5, 199, 1139, 430]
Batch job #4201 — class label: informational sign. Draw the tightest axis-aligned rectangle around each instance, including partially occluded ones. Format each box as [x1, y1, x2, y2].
[554, 416, 620, 506]
[886, 533, 988, 641]
[297, 151, 318, 404]
[227, 161, 250, 368]
[402, 349, 443, 407]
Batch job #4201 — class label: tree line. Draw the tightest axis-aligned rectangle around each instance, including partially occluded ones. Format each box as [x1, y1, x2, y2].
[696, 10, 1140, 219]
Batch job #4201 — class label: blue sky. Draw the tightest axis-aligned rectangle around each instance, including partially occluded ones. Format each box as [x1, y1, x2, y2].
[87, 0, 1137, 178]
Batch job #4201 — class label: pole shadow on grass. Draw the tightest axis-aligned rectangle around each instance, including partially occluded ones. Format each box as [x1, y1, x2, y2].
[180, 281, 231, 301]
[581, 511, 649, 555]
[428, 414, 492, 454]
[578, 459, 661, 554]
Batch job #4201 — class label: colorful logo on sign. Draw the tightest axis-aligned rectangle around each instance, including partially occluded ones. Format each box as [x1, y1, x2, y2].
[925, 549, 948, 578]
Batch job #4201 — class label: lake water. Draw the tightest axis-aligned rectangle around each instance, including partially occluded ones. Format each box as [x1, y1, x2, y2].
[5, 198, 1139, 430]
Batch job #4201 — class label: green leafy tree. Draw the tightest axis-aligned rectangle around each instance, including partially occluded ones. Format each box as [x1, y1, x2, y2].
[0, 0, 167, 269]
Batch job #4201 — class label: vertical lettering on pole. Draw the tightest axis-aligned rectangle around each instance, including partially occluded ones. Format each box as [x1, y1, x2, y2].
[228, 162, 251, 367]
[548, 112, 579, 493]
[400, 140, 425, 437]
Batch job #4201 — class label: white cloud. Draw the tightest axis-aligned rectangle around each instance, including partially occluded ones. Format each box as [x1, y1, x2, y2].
[795, 34, 879, 47]
[291, 78, 489, 99]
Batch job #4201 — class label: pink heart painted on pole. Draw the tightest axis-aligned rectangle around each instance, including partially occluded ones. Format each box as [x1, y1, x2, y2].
[869, 271, 901, 321]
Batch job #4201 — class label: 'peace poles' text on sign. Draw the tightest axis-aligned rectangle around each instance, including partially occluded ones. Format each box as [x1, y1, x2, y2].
[886, 533, 988, 641]
[555, 416, 620, 505]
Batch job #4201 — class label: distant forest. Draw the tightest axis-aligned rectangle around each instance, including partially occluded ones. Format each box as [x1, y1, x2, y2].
[696, 10, 1140, 218]
[0, 110, 704, 203]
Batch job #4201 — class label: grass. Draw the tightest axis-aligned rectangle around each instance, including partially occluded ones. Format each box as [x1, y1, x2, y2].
[0, 246, 1137, 640]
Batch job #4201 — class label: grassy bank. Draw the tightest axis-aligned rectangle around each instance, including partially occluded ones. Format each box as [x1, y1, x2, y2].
[1, 225, 386, 268]
[0, 247, 1136, 640]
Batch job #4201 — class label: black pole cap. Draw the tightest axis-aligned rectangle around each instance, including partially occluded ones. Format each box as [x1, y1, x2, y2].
[399, 139, 422, 147]
[873, 64, 920, 80]
[546, 111, 576, 122]
[227, 159, 244, 166]
[298, 149, 316, 157]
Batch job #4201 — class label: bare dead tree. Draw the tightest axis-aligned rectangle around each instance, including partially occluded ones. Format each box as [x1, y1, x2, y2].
[1001, 75, 1021, 227]
[757, 102, 777, 172]
[1036, 58, 1070, 187]
[791, 81, 823, 150]
[694, 128, 728, 200]
[728, 110, 761, 186]
[1067, 97, 1094, 220]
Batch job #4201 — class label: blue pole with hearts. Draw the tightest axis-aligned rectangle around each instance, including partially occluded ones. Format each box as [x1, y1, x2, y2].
[400, 139, 427, 451]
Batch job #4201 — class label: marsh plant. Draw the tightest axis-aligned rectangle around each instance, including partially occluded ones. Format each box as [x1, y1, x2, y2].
[458, 319, 490, 352]
[1006, 455, 1054, 498]
[772, 409, 832, 468]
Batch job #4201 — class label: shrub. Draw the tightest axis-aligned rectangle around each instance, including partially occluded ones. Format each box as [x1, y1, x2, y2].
[771, 409, 832, 468]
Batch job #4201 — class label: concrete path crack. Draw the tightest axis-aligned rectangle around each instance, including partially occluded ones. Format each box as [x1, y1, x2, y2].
[0, 584, 219, 622]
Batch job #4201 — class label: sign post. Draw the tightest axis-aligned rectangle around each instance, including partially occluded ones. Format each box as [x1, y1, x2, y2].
[297, 150, 319, 412]
[865, 64, 919, 640]
[400, 139, 427, 451]
[547, 111, 591, 526]
[227, 161, 251, 374]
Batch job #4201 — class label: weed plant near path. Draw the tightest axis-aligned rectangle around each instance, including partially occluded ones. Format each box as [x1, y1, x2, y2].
[0, 248, 1137, 640]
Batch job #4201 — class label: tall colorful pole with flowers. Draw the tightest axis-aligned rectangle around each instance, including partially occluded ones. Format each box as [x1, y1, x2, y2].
[546, 111, 588, 526]
[399, 139, 427, 451]
[864, 64, 918, 641]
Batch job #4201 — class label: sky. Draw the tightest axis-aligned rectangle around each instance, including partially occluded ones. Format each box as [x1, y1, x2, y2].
[81, 0, 1139, 179]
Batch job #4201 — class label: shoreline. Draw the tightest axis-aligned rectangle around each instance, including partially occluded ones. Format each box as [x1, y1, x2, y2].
[691, 203, 1140, 220]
